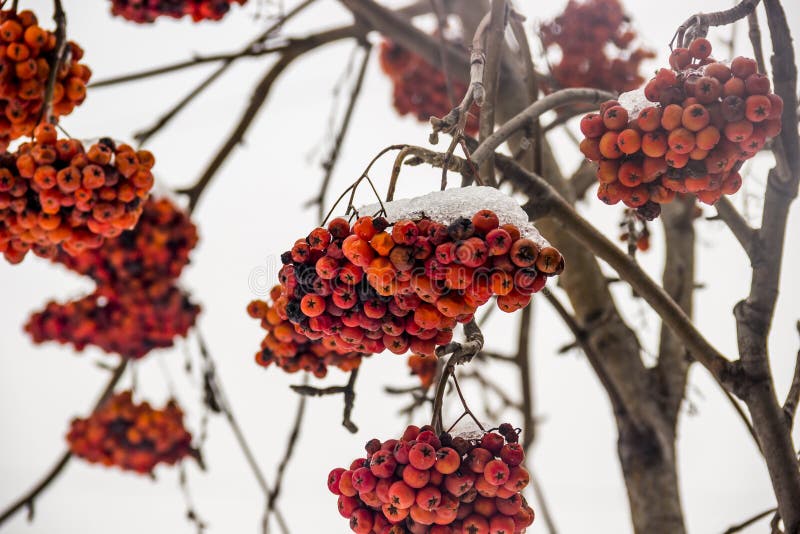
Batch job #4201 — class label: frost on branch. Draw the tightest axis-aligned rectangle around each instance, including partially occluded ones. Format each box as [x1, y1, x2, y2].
[357, 186, 550, 248]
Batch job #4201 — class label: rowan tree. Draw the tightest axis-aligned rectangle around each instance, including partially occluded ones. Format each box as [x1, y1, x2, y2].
[0, 1, 798, 533]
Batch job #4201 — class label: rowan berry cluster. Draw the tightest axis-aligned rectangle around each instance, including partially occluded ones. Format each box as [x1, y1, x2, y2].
[275, 210, 562, 357]
[408, 354, 437, 389]
[67, 390, 197, 474]
[109, 0, 246, 23]
[580, 39, 783, 218]
[26, 286, 201, 359]
[0, 126, 156, 263]
[540, 0, 654, 93]
[0, 9, 91, 147]
[328, 423, 535, 533]
[26, 197, 200, 358]
[248, 285, 365, 378]
[54, 196, 198, 296]
[378, 40, 479, 137]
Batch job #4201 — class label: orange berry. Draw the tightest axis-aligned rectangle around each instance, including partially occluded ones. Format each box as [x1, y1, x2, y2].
[667, 128, 696, 154]
[616, 129, 641, 154]
[696, 125, 721, 150]
[682, 104, 710, 131]
[660, 104, 683, 130]
[637, 106, 662, 132]
[689, 38, 712, 59]
[745, 94, 771, 122]
[599, 131, 622, 159]
[602, 106, 628, 130]
[618, 161, 643, 187]
[641, 131, 668, 158]
[597, 159, 619, 184]
[724, 120, 754, 142]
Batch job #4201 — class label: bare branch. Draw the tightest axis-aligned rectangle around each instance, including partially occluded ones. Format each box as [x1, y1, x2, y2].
[0, 360, 128, 527]
[671, 0, 760, 49]
[784, 321, 800, 427]
[471, 88, 616, 167]
[308, 42, 371, 220]
[177, 27, 361, 213]
[748, 9, 767, 74]
[713, 196, 756, 256]
[196, 334, 289, 534]
[477, 0, 508, 186]
[291, 369, 360, 433]
[263, 392, 306, 533]
[41, 0, 67, 123]
[723, 506, 778, 533]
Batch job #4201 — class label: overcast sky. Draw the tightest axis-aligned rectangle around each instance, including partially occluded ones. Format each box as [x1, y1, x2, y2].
[1, 1, 800, 533]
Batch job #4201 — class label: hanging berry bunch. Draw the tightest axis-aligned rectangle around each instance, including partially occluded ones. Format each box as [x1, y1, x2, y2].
[26, 197, 200, 358]
[327, 423, 535, 533]
[540, 0, 654, 93]
[378, 40, 479, 137]
[0, 126, 156, 264]
[276, 207, 562, 357]
[408, 354, 438, 389]
[26, 287, 201, 359]
[109, 0, 247, 23]
[580, 39, 783, 219]
[247, 285, 366, 378]
[0, 9, 91, 148]
[67, 391, 198, 474]
[54, 196, 198, 297]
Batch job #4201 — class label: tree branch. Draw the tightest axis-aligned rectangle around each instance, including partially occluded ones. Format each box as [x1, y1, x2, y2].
[291, 368, 360, 433]
[470, 88, 616, 167]
[307, 42, 371, 220]
[714, 196, 756, 257]
[0, 360, 128, 527]
[41, 0, 67, 123]
[177, 26, 361, 213]
[671, 0, 761, 49]
[784, 321, 800, 427]
[477, 0, 507, 186]
[723, 506, 778, 533]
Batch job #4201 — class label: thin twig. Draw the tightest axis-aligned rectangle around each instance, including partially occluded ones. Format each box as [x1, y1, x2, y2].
[291, 369, 360, 433]
[0, 360, 128, 527]
[307, 42, 371, 220]
[722, 387, 763, 455]
[41, 0, 67, 124]
[263, 389, 306, 533]
[195, 334, 289, 534]
[177, 26, 360, 213]
[132, 0, 319, 144]
[429, 0, 455, 106]
[431, 319, 484, 434]
[723, 506, 778, 533]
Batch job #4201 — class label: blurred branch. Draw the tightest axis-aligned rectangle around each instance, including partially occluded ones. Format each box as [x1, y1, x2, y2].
[723, 506, 777, 533]
[747, 8, 767, 74]
[0, 360, 128, 527]
[477, 0, 508, 186]
[306, 42, 371, 220]
[177, 26, 361, 213]
[291, 369, 360, 433]
[263, 390, 306, 533]
[196, 334, 289, 534]
[130, 0, 318, 144]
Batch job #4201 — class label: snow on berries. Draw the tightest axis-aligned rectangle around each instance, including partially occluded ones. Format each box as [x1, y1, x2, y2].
[0, 9, 91, 148]
[379, 40, 479, 137]
[248, 285, 367, 377]
[25, 197, 201, 359]
[109, 0, 247, 23]
[327, 423, 535, 533]
[580, 38, 782, 219]
[540, 0, 654, 93]
[273, 188, 563, 357]
[0, 128, 156, 264]
[67, 391, 198, 474]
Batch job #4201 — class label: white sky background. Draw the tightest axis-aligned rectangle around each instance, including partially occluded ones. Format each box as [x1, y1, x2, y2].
[1, 0, 800, 533]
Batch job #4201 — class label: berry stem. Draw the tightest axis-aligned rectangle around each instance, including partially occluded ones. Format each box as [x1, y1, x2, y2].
[670, 0, 760, 49]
